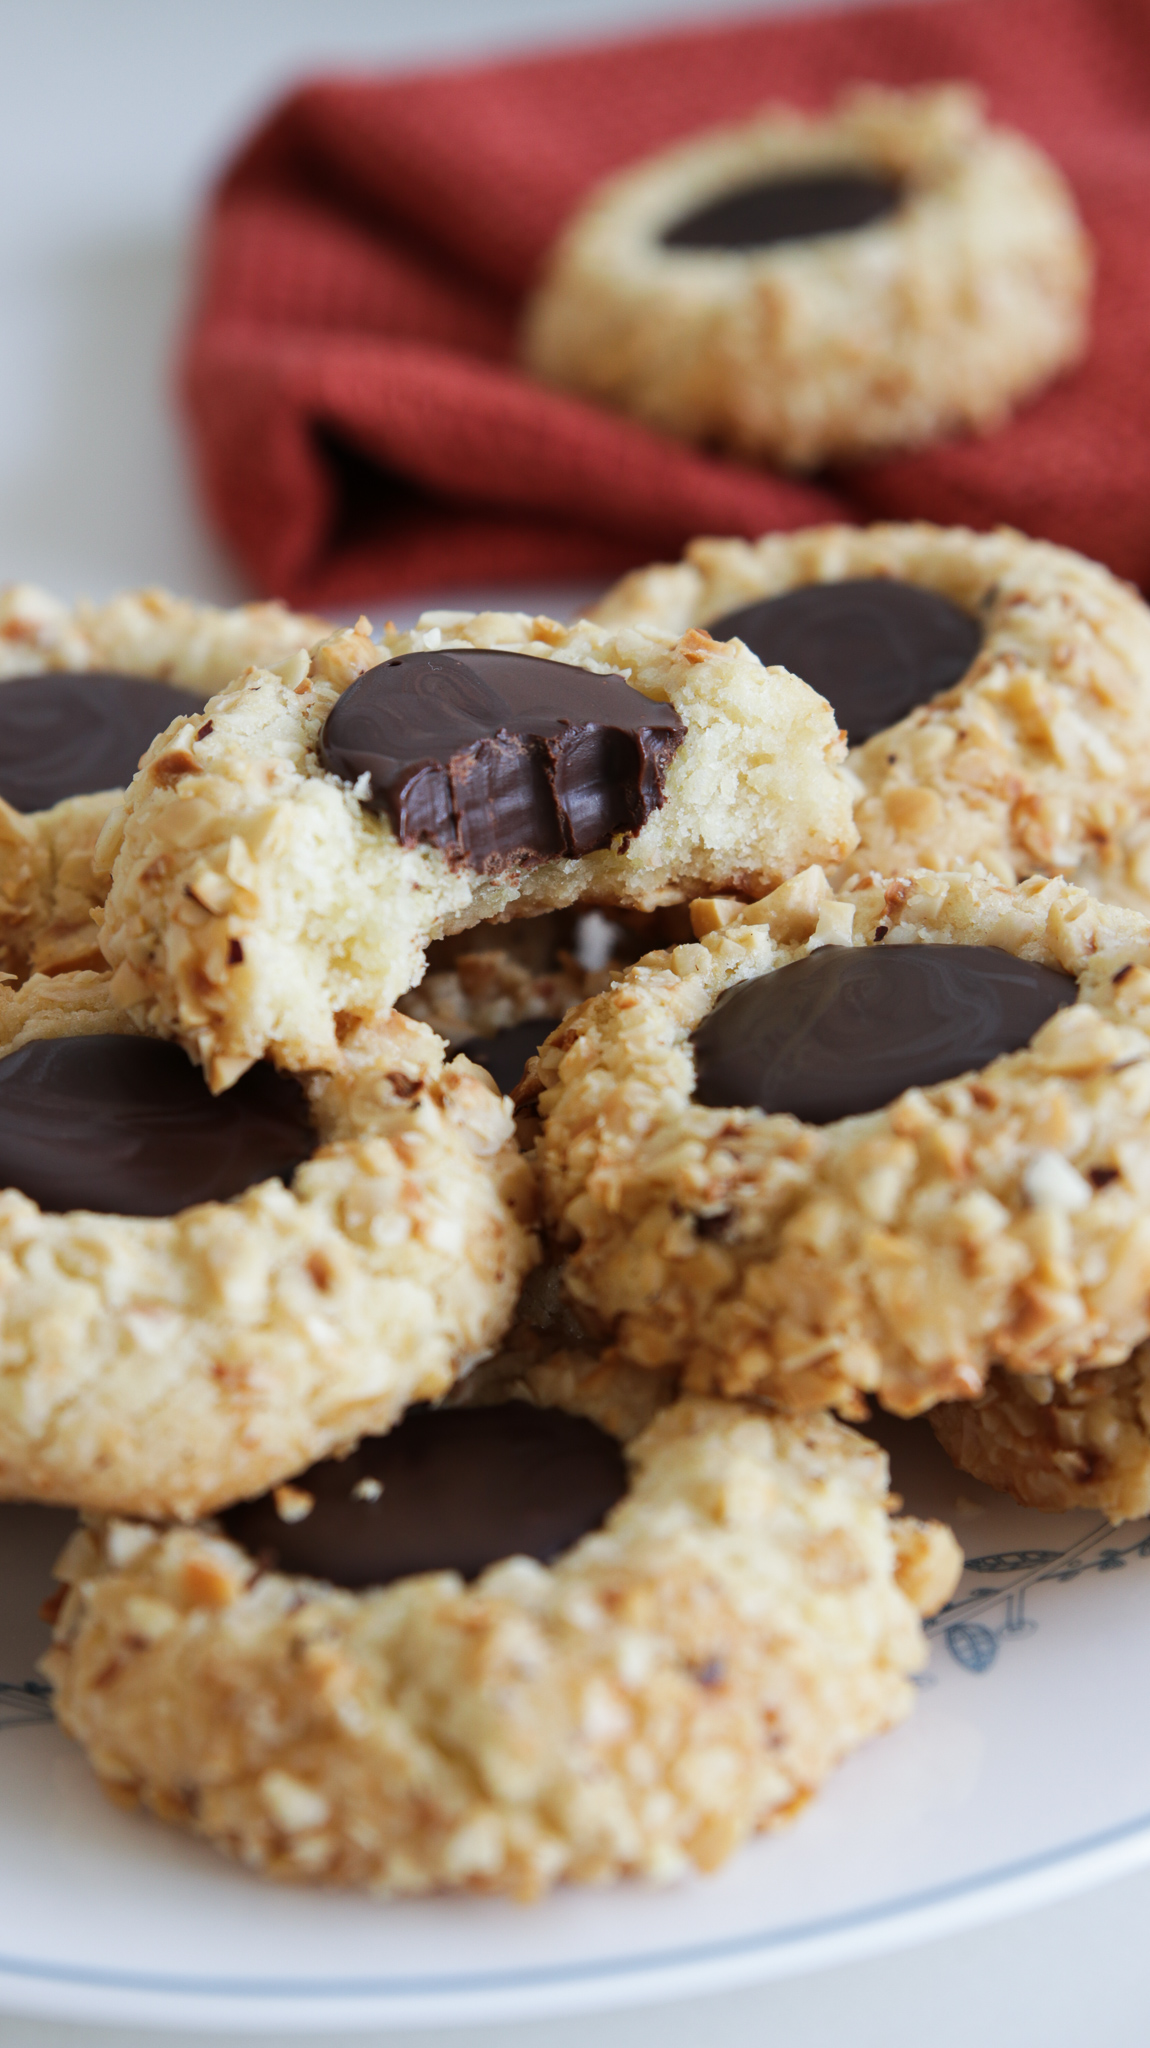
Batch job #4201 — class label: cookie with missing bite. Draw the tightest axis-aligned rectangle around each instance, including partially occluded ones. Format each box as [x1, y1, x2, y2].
[95, 612, 855, 1089]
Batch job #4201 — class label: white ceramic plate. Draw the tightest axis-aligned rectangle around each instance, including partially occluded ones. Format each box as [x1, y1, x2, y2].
[4, 1418, 1150, 2034]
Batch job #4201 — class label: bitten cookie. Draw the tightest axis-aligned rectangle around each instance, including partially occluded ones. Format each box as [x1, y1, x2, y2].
[0, 971, 535, 1521]
[0, 583, 327, 981]
[522, 86, 1090, 469]
[95, 611, 855, 1089]
[524, 865, 1150, 1416]
[932, 1347, 1150, 1524]
[593, 524, 1150, 914]
[43, 1354, 959, 1899]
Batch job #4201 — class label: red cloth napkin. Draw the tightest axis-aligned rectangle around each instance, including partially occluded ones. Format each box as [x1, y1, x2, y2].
[183, 0, 1150, 609]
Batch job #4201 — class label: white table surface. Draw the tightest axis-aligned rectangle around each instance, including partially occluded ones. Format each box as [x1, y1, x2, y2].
[1, 2, 1147, 2042]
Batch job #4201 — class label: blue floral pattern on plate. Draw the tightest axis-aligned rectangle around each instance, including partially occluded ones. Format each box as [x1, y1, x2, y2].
[0, 1680, 52, 1730]
[928, 1520, 1150, 1673]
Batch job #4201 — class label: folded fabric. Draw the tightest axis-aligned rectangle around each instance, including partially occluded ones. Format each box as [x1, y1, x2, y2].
[182, 0, 1150, 608]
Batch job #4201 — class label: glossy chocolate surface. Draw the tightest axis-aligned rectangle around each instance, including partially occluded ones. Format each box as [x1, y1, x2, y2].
[0, 672, 207, 812]
[320, 648, 684, 874]
[0, 1035, 314, 1215]
[458, 1016, 560, 1096]
[663, 169, 900, 251]
[692, 945, 1077, 1125]
[707, 580, 982, 746]
[222, 1401, 629, 1589]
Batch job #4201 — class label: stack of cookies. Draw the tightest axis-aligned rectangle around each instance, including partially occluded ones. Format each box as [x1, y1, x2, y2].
[0, 586, 936, 1897]
[4, 514, 1149, 1905]
[0, 57, 1133, 1913]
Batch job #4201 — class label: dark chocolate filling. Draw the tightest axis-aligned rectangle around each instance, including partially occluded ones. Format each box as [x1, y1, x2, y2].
[662, 169, 901, 251]
[707, 580, 982, 747]
[0, 1035, 314, 1215]
[320, 648, 684, 874]
[0, 672, 208, 812]
[457, 1016, 561, 1095]
[221, 1401, 629, 1590]
[692, 945, 1077, 1125]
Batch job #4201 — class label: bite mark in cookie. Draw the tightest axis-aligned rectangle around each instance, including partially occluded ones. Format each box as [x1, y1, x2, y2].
[96, 613, 855, 1083]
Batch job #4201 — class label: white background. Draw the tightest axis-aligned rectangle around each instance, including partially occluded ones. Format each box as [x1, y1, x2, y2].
[1, 2, 1148, 2043]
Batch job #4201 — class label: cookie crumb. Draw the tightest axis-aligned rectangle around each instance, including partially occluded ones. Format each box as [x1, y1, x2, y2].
[274, 1485, 316, 1524]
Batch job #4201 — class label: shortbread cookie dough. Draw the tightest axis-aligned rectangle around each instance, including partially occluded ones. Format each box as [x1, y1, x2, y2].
[594, 524, 1150, 914]
[932, 1347, 1150, 1524]
[522, 86, 1090, 470]
[0, 972, 535, 1520]
[96, 612, 855, 1089]
[524, 865, 1150, 1416]
[44, 1365, 960, 1898]
[0, 584, 327, 981]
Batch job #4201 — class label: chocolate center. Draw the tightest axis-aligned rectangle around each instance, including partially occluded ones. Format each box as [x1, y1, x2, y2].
[320, 648, 684, 875]
[692, 945, 1077, 1125]
[662, 169, 900, 252]
[221, 1401, 628, 1590]
[0, 673, 208, 812]
[707, 581, 982, 747]
[457, 1016, 561, 1095]
[0, 1035, 314, 1215]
